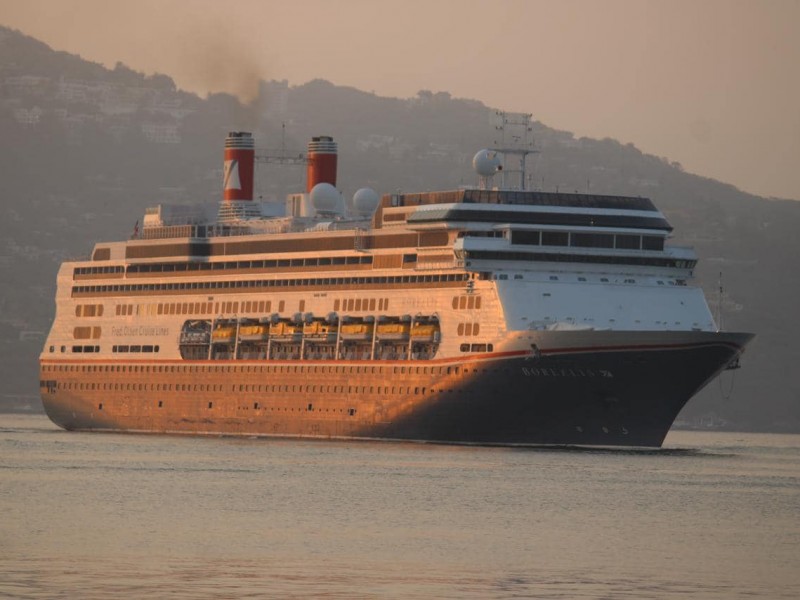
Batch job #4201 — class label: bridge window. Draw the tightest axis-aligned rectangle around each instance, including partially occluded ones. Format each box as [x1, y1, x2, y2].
[615, 234, 640, 250]
[541, 231, 569, 246]
[642, 236, 665, 251]
[571, 233, 614, 248]
[511, 230, 540, 245]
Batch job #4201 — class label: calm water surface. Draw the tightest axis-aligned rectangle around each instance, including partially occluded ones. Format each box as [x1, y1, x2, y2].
[1, 414, 798, 599]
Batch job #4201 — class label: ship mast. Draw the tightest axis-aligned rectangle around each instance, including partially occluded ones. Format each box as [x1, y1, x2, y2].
[490, 111, 539, 191]
[255, 123, 307, 167]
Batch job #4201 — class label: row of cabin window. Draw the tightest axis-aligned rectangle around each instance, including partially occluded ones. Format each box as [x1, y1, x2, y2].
[123, 298, 384, 317]
[42, 363, 468, 376]
[47, 344, 160, 354]
[72, 345, 99, 353]
[73, 326, 101, 340]
[511, 230, 664, 251]
[460, 343, 494, 353]
[115, 300, 290, 318]
[76, 256, 378, 278]
[460, 189, 655, 211]
[456, 323, 481, 336]
[334, 298, 389, 312]
[59, 380, 428, 397]
[76, 304, 104, 317]
[238, 384, 428, 395]
[452, 295, 482, 310]
[91, 399, 356, 416]
[126, 254, 376, 274]
[497, 273, 633, 283]
[112, 345, 160, 353]
[74, 266, 124, 276]
[73, 273, 469, 295]
[467, 250, 695, 269]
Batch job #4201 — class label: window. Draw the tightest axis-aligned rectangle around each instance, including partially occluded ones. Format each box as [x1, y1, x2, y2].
[511, 230, 541, 245]
[541, 231, 569, 246]
[73, 326, 92, 340]
[571, 233, 614, 248]
[642, 236, 665, 251]
[615, 234, 640, 250]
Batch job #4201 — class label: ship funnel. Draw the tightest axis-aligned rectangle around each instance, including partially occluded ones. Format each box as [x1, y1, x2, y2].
[223, 131, 255, 202]
[306, 136, 337, 193]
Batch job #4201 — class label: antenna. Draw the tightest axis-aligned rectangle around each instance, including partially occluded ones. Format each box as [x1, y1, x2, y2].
[255, 122, 307, 166]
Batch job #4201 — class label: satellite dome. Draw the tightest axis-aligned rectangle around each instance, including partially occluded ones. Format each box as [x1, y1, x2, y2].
[310, 182, 340, 213]
[352, 187, 380, 215]
[473, 149, 502, 177]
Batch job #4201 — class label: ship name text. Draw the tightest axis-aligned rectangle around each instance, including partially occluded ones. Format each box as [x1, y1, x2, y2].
[521, 367, 613, 378]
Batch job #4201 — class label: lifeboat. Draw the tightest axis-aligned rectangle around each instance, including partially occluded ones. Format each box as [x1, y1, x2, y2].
[211, 326, 236, 343]
[410, 323, 440, 341]
[238, 324, 269, 342]
[304, 321, 335, 337]
[376, 322, 410, 340]
[270, 321, 302, 339]
[340, 322, 374, 340]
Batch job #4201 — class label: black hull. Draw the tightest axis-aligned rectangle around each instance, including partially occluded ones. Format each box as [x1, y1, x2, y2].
[374, 342, 743, 447]
[40, 331, 752, 448]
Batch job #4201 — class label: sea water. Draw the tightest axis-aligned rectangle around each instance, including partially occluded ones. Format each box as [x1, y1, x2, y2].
[1, 413, 798, 599]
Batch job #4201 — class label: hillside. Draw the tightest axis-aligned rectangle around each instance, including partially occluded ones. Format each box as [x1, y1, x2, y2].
[0, 25, 798, 430]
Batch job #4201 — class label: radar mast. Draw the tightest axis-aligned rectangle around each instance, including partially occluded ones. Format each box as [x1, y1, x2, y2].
[490, 111, 538, 191]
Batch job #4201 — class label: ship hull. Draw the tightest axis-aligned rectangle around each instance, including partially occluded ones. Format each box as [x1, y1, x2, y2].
[39, 331, 752, 447]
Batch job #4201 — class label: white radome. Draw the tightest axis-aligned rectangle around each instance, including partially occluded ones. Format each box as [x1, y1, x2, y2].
[353, 187, 380, 214]
[310, 182, 340, 212]
[473, 149, 502, 177]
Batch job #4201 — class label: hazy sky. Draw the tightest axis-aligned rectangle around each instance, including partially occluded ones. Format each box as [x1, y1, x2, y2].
[2, 0, 799, 200]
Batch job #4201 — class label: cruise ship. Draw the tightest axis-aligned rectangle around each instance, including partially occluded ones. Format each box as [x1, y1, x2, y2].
[38, 125, 753, 447]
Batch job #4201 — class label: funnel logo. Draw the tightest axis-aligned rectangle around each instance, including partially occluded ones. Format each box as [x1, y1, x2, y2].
[223, 159, 242, 191]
